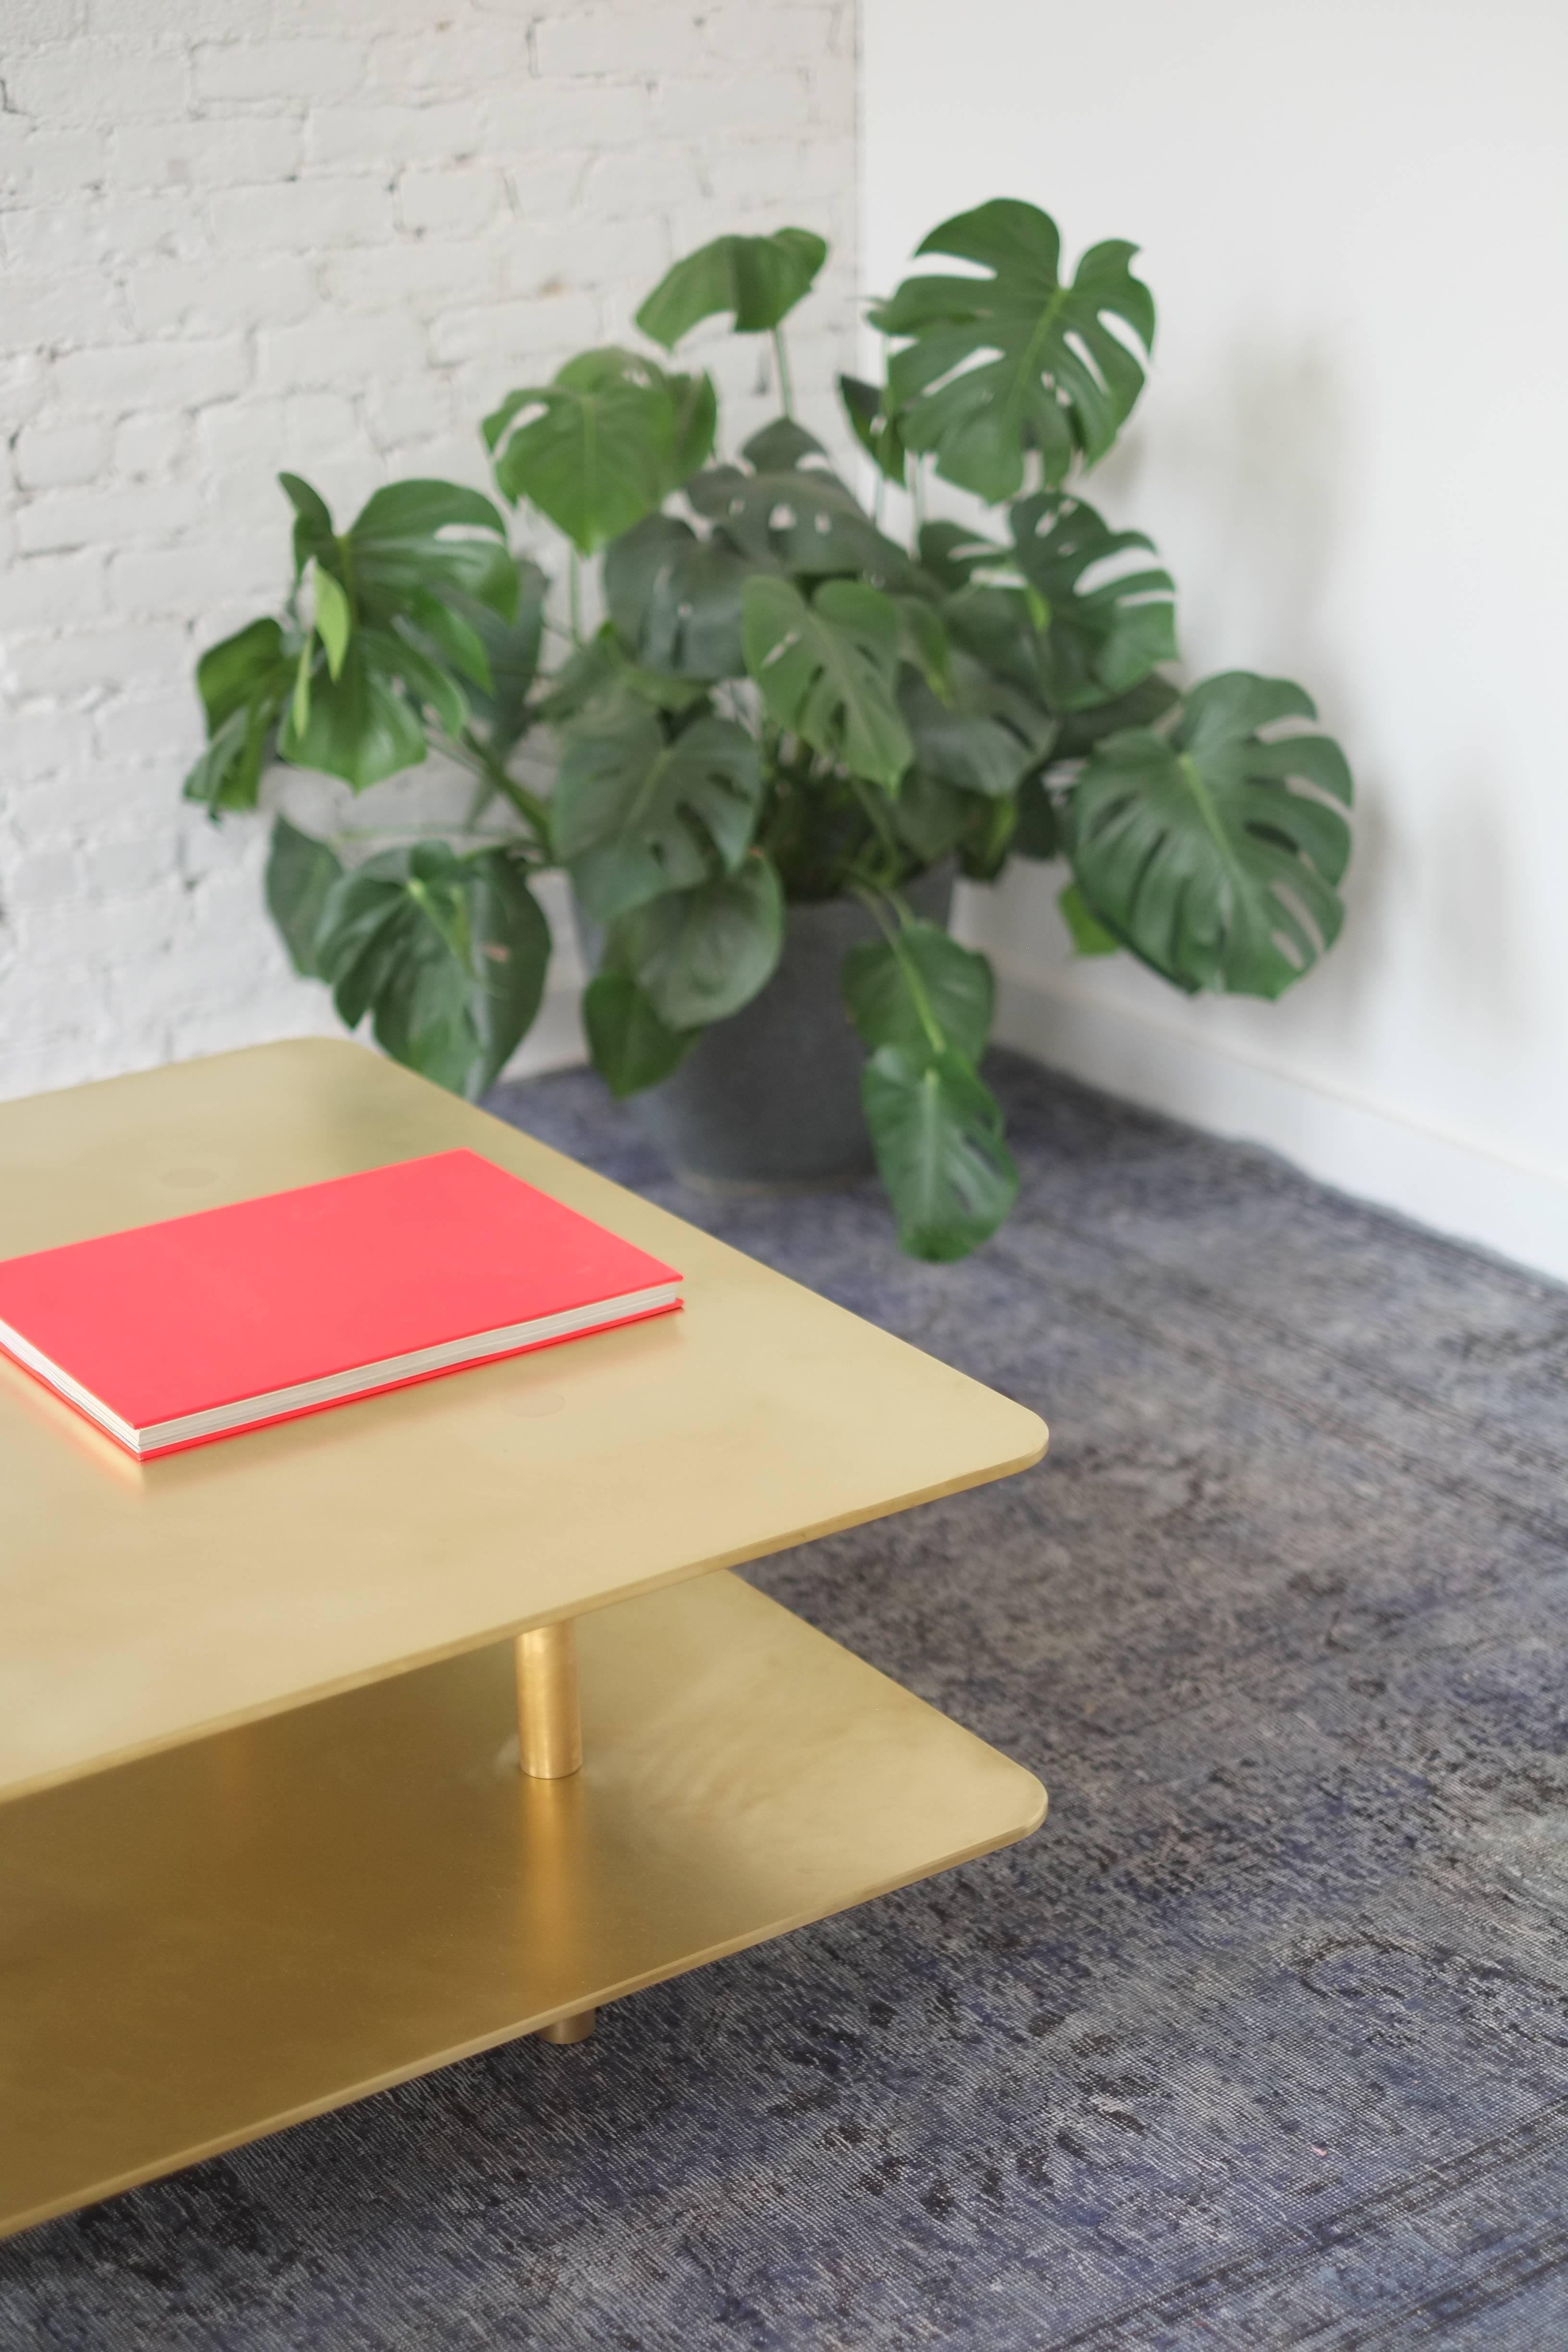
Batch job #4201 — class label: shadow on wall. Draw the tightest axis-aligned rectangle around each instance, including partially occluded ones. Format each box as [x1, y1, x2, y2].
[1098, 329, 1348, 698]
[1427, 756, 1529, 1058]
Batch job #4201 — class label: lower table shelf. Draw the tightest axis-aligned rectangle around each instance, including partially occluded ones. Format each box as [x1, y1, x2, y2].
[0, 1570, 1046, 2238]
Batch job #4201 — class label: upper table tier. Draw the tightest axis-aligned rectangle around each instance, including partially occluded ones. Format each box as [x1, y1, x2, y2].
[0, 1041, 1046, 1805]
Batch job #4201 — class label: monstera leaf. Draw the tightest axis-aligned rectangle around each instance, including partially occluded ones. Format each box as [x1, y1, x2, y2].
[890, 771, 970, 866]
[1010, 772, 1060, 861]
[1067, 673, 1353, 998]
[553, 710, 764, 922]
[843, 916, 1013, 1259]
[483, 349, 715, 552]
[637, 228, 827, 348]
[186, 477, 531, 818]
[538, 626, 709, 735]
[935, 570, 1159, 758]
[956, 792, 1018, 881]
[603, 854, 784, 1030]
[282, 474, 520, 682]
[582, 972, 695, 1098]
[741, 576, 912, 789]
[870, 199, 1155, 499]
[743, 417, 828, 472]
[1057, 880, 1119, 956]
[1006, 491, 1176, 706]
[603, 514, 757, 681]
[899, 652, 1055, 798]
[279, 632, 433, 790]
[183, 618, 297, 810]
[688, 424, 911, 590]
[916, 519, 1004, 594]
[862, 1048, 1017, 1261]
[338, 478, 519, 625]
[265, 817, 344, 977]
[940, 582, 1055, 705]
[843, 921, 994, 1064]
[277, 468, 334, 579]
[312, 840, 551, 1097]
[1052, 671, 1181, 760]
[839, 374, 906, 485]
[230, 475, 526, 794]
[460, 559, 547, 760]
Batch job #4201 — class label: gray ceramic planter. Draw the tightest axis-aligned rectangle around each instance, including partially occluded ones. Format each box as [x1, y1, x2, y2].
[581, 865, 955, 1190]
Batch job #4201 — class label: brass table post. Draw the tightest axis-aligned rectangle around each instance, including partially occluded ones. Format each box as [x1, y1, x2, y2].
[514, 1622, 596, 2046]
[514, 1622, 582, 1780]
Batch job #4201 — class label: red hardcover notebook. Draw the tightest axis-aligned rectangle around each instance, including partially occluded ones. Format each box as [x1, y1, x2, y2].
[0, 1150, 682, 1459]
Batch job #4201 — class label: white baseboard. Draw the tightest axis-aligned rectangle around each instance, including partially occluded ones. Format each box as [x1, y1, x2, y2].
[992, 964, 1568, 1288]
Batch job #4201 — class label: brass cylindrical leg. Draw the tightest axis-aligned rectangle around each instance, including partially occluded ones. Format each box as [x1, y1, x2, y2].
[540, 2008, 598, 2045]
[514, 1620, 582, 1780]
[515, 1620, 596, 2046]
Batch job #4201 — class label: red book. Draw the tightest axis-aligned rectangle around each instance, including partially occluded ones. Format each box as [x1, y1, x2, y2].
[0, 1150, 681, 1459]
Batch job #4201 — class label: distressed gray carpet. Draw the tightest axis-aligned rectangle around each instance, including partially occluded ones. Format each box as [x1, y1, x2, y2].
[5, 1050, 1568, 2350]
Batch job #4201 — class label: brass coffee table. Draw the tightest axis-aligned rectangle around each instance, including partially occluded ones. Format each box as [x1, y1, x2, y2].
[0, 1041, 1047, 2238]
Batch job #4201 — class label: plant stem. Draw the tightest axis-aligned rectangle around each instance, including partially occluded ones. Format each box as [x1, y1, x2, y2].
[850, 880, 947, 1059]
[843, 769, 902, 873]
[909, 459, 925, 557]
[451, 726, 553, 850]
[772, 325, 794, 418]
[567, 549, 583, 645]
[479, 762, 552, 848]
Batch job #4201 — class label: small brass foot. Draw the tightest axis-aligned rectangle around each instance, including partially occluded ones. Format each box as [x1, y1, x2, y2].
[540, 2008, 597, 2046]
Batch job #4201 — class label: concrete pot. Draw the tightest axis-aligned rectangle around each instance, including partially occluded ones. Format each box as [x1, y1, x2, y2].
[585, 865, 956, 1190]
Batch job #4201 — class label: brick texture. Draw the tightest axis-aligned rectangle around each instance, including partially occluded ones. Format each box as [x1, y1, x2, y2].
[0, 0, 858, 1102]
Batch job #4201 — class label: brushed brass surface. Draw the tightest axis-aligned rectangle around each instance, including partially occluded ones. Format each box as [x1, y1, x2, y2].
[0, 1042, 1047, 1803]
[514, 1622, 583, 1779]
[0, 1571, 1047, 2238]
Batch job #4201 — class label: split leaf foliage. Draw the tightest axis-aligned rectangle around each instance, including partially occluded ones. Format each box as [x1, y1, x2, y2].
[870, 198, 1155, 500]
[637, 228, 827, 349]
[185, 198, 1351, 1260]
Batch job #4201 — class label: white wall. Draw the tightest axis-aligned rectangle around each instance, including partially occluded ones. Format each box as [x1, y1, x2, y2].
[865, 0, 1568, 1280]
[0, 0, 857, 1101]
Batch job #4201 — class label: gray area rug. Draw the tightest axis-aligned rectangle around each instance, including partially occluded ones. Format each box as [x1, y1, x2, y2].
[5, 1050, 1568, 2349]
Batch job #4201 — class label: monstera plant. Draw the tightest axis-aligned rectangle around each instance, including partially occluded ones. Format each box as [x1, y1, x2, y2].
[183, 199, 1353, 1260]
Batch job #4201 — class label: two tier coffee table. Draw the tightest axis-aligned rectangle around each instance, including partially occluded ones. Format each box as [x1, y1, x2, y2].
[0, 1040, 1047, 2238]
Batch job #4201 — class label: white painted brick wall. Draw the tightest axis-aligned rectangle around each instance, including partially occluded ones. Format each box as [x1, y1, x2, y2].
[0, 0, 858, 1103]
